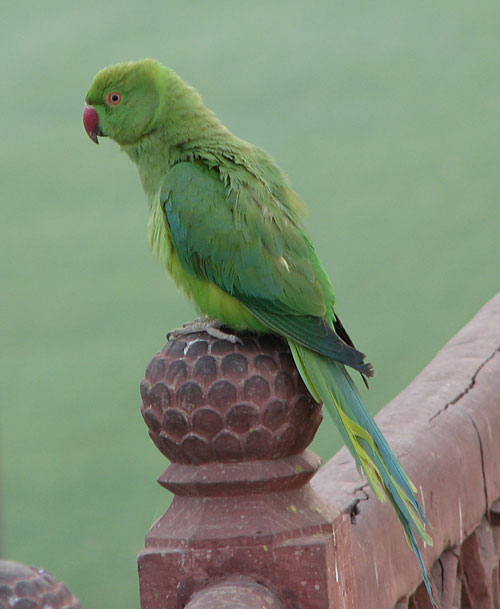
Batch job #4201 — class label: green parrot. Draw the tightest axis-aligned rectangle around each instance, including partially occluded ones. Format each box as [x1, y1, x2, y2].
[84, 59, 434, 601]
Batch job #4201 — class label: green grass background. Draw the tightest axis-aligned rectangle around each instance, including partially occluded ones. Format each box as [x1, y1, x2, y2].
[1, 1, 499, 607]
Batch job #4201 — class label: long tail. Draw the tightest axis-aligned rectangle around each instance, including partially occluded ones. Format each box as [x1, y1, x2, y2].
[289, 341, 435, 604]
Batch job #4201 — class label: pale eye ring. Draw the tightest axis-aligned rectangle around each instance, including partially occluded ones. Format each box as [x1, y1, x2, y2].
[107, 92, 122, 106]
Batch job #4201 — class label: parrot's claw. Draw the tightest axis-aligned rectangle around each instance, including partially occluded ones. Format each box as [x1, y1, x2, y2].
[204, 326, 244, 345]
[167, 319, 244, 345]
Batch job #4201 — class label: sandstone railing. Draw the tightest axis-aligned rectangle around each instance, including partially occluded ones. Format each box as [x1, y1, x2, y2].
[138, 293, 500, 609]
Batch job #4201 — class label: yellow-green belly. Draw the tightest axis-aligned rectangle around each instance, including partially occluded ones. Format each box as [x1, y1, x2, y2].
[148, 198, 266, 332]
[171, 256, 266, 331]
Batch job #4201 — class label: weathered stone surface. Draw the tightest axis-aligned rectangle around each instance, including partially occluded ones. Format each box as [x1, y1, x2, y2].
[313, 293, 500, 609]
[184, 576, 285, 609]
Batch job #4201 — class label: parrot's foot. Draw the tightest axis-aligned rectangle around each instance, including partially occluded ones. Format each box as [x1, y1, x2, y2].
[359, 362, 375, 389]
[361, 362, 375, 378]
[167, 319, 244, 345]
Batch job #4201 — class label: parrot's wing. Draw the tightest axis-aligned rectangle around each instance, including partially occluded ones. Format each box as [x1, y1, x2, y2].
[161, 161, 370, 373]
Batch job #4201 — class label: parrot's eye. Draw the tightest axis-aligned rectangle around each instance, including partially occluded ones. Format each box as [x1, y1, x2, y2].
[106, 92, 122, 106]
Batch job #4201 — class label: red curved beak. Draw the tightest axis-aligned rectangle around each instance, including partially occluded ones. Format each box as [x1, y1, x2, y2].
[83, 103, 100, 144]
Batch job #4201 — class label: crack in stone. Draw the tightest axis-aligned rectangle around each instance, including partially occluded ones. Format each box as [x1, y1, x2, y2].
[349, 483, 370, 524]
[467, 413, 489, 511]
[428, 347, 500, 423]
[437, 557, 445, 598]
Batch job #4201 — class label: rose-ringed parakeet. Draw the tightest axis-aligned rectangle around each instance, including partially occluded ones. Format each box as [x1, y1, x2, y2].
[84, 59, 434, 601]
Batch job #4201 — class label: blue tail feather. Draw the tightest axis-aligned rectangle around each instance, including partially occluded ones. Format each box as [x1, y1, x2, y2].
[289, 342, 435, 605]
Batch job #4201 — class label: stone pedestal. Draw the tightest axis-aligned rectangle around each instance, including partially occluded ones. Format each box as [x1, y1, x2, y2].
[138, 330, 356, 609]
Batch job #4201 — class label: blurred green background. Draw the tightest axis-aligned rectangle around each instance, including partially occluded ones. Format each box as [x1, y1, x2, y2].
[1, 1, 499, 607]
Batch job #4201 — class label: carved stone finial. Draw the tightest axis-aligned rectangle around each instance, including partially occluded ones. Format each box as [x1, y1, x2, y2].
[140, 331, 322, 466]
[138, 328, 356, 609]
[0, 560, 81, 609]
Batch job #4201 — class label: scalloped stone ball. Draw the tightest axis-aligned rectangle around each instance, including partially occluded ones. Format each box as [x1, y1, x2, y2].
[141, 331, 322, 464]
[0, 560, 81, 609]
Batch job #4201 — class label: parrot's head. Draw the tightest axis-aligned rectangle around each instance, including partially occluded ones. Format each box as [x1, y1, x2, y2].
[83, 59, 163, 146]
